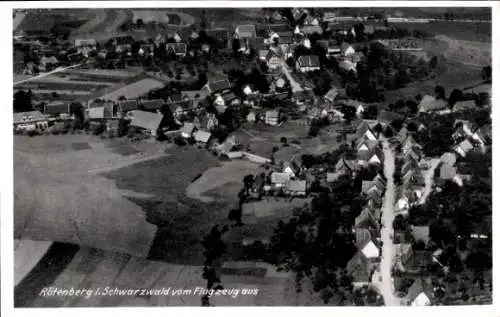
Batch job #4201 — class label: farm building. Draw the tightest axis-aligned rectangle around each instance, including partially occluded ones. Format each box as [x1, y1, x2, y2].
[13, 110, 48, 131]
[129, 110, 163, 136]
[140, 99, 164, 111]
[74, 38, 96, 47]
[271, 172, 291, 188]
[88, 103, 114, 120]
[265, 110, 280, 126]
[295, 55, 320, 73]
[193, 130, 212, 145]
[284, 180, 307, 196]
[44, 101, 70, 116]
[202, 78, 232, 95]
[418, 95, 449, 113]
[180, 122, 195, 138]
[99, 78, 165, 102]
[235, 24, 257, 38]
[118, 100, 138, 113]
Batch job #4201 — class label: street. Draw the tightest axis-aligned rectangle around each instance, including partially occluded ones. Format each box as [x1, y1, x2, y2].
[378, 140, 400, 306]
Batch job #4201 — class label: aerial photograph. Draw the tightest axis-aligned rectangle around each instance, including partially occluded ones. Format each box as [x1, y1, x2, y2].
[13, 6, 492, 307]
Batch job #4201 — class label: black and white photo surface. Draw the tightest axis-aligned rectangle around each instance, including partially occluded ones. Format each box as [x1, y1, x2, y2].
[12, 4, 493, 308]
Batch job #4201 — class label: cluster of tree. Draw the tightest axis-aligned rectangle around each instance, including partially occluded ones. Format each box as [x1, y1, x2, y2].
[301, 144, 355, 169]
[448, 88, 490, 109]
[267, 175, 370, 303]
[227, 67, 270, 95]
[343, 42, 441, 102]
[13, 90, 34, 113]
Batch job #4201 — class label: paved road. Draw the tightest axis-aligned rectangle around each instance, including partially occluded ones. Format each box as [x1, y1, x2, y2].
[279, 60, 304, 94]
[418, 158, 440, 205]
[379, 141, 400, 306]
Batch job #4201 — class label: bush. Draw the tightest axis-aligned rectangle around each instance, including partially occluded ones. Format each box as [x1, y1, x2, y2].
[27, 130, 39, 137]
[174, 136, 187, 146]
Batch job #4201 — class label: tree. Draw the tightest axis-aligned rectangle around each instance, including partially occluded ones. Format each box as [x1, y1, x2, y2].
[243, 174, 255, 195]
[434, 85, 446, 100]
[448, 89, 464, 108]
[280, 137, 288, 145]
[341, 105, 357, 123]
[13, 90, 33, 113]
[362, 105, 378, 120]
[393, 214, 409, 231]
[481, 66, 492, 82]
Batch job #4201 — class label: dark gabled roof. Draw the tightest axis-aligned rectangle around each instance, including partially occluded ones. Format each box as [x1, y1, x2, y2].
[222, 92, 237, 103]
[140, 99, 164, 110]
[296, 55, 320, 68]
[44, 102, 69, 115]
[346, 251, 371, 283]
[119, 100, 138, 112]
[208, 79, 231, 93]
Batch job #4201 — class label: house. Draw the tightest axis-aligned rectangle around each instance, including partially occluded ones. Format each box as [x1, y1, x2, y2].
[355, 208, 379, 230]
[453, 119, 475, 140]
[284, 180, 307, 196]
[221, 92, 238, 105]
[358, 147, 383, 166]
[301, 25, 323, 35]
[74, 38, 97, 47]
[323, 88, 339, 103]
[13, 110, 48, 131]
[166, 43, 187, 57]
[118, 100, 138, 114]
[472, 125, 492, 146]
[265, 110, 280, 126]
[453, 100, 476, 112]
[440, 152, 457, 166]
[295, 55, 320, 73]
[265, 49, 282, 70]
[411, 226, 430, 246]
[88, 103, 114, 120]
[356, 121, 378, 140]
[140, 99, 164, 111]
[130, 110, 163, 136]
[453, 139, 474, 157]
[112, 36, 135, 52]
[235, 24, 257, 38]
[202, 78, 232, 95]
[193, 130, 212, 146]
[438, 163, 457, 181]
[356, 138, 378, 153]
[44, 101, 70, 116]
[335, 157, 356, 175]
[402, 135, 422, 155]
[39, 56, 59, 71]
[247, 111, 257, 123]
[180, 122, 195, 138]
[346, 251, 372, 286]
[418, 95, 449, 113]
[341, 43, 356, 56]
[406, 278, 432, 306]
[217, 135, 239, 155]
[271, 172, 291, 188]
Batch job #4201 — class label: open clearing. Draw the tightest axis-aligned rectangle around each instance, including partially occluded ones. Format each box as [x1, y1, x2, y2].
[186, 160, 265, 203]
[98, 78, 165, 102]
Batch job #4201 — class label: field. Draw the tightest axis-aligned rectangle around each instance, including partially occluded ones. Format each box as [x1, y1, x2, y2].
[14, 68, 146, 103]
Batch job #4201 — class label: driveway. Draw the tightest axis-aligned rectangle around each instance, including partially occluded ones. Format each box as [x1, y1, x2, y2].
[378, 141, 400, 306]
[279, 60, 304, 93]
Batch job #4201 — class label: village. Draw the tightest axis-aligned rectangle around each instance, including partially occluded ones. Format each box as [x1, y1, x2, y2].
[13, 7, 492, 308]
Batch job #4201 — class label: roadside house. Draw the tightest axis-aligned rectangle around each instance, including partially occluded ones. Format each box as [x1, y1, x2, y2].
[295, 55, 320, 73]
[265, 110, 280, 126]
[14, 110, 48, 131]
[193, 130, 212, 146]
[44, 101, 70, 117]
[130, 110, 163, 136]
[418, 95, 448, 113]
[284, 180, 307, 196]
[88, 103, 114, 120]
[346, 251, 372, 287]
[453, 139, 474, 157]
